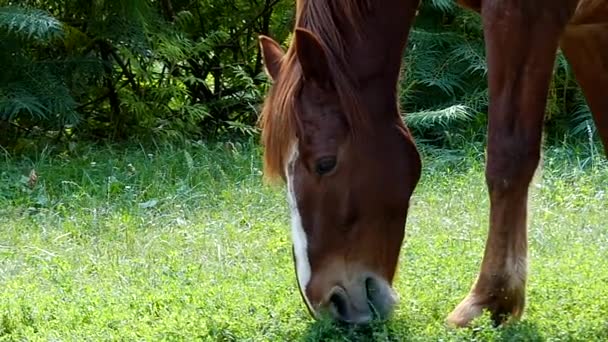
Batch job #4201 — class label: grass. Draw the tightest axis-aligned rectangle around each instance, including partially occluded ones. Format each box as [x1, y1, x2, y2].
[1, 139, 607, 341]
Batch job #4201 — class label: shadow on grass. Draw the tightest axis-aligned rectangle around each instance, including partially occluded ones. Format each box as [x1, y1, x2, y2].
[471, 319, 546, 341]
[297, 316, 546, 341]
[298, 317, 413, 342]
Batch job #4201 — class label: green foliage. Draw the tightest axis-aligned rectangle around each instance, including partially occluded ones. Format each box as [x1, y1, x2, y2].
[0, 0, 599, 150]
[544, 53, 597, 145]
[0, 0, 294, 148]
[399, 2, 488, 145]
[0, 5, 79, 137]
[0, 6, 63, 41]
[1, 142, 607, 339]
[405, 104, 475, 130]
[402, 1, 599, 147]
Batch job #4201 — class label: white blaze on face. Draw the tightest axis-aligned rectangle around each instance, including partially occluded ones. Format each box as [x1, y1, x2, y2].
[285, 142, 314, 313]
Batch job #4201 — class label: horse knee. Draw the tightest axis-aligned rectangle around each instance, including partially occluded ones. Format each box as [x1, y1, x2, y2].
[485, 140, 540, 194]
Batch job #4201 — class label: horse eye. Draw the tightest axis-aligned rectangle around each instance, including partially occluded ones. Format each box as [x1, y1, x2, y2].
[315, 156, 337, 176]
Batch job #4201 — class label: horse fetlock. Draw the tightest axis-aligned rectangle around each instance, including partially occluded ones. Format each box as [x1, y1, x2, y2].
[446, 278, 526, 328]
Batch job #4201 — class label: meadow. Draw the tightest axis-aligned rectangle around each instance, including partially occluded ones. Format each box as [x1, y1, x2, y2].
[1, 140, 607, 341]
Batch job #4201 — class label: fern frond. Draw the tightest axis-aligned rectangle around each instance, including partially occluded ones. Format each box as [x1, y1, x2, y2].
[404, 105, 476, 130]
[175, 10, 194, 30]
[426, 0, 457, 13]
[0, 6, 63, 42]
[569, 94, 595, 137]
[0, 88, 47, 121]
[0, 59, 79, 125]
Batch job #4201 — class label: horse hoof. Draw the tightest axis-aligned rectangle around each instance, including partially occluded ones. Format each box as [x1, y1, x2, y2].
[445, 294, 484, 328]
[445, 288, 525, 328]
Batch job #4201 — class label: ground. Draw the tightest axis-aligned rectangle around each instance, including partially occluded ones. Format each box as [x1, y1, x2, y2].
[1, 140, 607, 341]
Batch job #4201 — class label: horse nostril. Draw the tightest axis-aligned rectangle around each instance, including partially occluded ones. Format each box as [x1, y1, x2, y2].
[329, 289, 349, 319]
[365, 277, 381, 306]
[365, 277, 378, 312]
[328, 286, 373, 324]
[365, 277, 375, 299]
[364, 275, 397, 320]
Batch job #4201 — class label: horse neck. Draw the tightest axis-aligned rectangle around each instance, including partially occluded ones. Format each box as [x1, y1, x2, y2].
[305, 0, 420, 121]
[350, 1, 418, 82]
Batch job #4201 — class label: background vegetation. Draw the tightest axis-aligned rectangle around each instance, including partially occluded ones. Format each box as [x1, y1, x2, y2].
[0, 0, 601, 153]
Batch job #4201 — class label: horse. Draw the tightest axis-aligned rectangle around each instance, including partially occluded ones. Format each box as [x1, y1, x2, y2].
[257, 0, 608, 327]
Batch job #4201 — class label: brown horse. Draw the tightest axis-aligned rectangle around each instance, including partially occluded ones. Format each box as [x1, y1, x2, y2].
[257, 0, 608, 327]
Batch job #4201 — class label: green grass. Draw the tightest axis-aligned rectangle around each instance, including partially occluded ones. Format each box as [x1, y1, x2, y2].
[1, 140, 607, 341]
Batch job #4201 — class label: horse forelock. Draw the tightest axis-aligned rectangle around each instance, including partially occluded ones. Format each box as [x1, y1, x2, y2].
[259, 52, 301, 183]
[260, 0, 371, 183]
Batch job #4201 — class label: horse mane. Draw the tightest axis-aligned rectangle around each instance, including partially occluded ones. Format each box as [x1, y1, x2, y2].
[259, 0, 371, 183]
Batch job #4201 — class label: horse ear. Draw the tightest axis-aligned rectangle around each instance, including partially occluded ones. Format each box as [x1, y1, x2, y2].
[294, 28, 332, 89]
[259, 35, 284, 81]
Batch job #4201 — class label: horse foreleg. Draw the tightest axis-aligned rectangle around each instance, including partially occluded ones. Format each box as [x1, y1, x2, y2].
[560, 22, 608, 157]
[446, 1, 577, 328]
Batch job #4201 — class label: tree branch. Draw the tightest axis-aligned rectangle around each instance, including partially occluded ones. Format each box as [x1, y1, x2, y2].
[107, 45, 140, 93]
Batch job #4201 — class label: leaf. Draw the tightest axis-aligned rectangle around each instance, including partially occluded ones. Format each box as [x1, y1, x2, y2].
[184, 151, 194, 170]
[428, 0, 457, 12]
[404, 105, 476, 130]
[0, 6, 64, 43]
[0, 90, 48, 120]
[139, 199, 159, 209]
